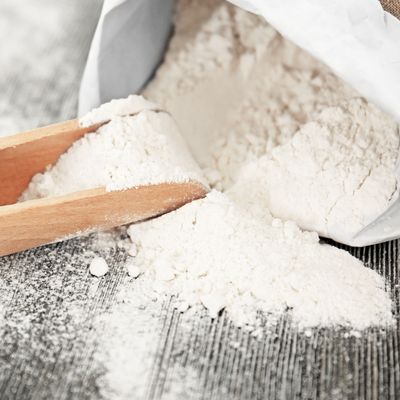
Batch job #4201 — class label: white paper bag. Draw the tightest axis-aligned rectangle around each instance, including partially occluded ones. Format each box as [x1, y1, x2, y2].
[79, 0, 400, 123]
[79, 0, 174, 115]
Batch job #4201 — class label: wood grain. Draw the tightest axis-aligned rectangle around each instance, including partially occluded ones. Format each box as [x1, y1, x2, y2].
[0, 182, 207, 257]
[0, 120, 101, 206]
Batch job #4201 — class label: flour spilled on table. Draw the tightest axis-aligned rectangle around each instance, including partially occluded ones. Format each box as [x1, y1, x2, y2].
[22, 0, 396, 332]
[93, 278, 163, 400]
[129, 190, 392, 329]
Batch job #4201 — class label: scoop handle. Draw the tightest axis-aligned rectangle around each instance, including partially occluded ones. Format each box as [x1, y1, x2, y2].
[0, 183, 207, 257]
[0, 120, 100, 206]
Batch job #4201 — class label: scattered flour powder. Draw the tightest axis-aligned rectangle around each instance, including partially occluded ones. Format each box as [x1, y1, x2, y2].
[22, 0, 398, 330]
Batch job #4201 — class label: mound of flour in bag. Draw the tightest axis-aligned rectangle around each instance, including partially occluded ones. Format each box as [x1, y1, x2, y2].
[128, 190, 393, 329]
[21, 96, 204, 200]
[234, 104, 399, 244]
[144, 0, 400, 242]
[126, 0, 395, 328]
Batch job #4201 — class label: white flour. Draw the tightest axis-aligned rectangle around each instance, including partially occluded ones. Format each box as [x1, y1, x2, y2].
[128, 190, 392, 329]
[0, 0, 101, 137]
[138, 0, 397, 329]
[89, 256, 109, 277]
[93, 279, 163, 400]
[144, 0, 400, 242]
[22, 0, 397, 330]
[125, 262, 141, 278]
[79, 95, 160, 127]
[21, 98, 205, 199]
[237, 103, 399, 244]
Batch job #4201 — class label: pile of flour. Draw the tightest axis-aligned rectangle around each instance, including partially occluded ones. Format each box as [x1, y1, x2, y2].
[21, 96, 205, 200]
[137, 0, 397, 329]
[144, 0, 400, 242]
[128, 190, 392, 329]
[22, 0, 397, 330]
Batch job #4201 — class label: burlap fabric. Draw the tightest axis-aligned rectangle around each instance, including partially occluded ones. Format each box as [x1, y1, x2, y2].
[381, 0, 400, 18]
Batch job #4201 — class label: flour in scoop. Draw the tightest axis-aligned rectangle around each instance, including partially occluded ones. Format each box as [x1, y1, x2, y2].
[21, 96, 205, 200]
[79, 95, 160, 127]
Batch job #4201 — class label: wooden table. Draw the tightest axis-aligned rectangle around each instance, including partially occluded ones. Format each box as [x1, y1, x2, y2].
[0, 1, 399, 399]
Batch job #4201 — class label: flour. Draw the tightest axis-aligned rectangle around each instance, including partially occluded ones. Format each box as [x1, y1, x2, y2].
[0, 0, 100, 136]
[79, 95, 160, 127]
[128, 190, 393, 329]
[136, 0, 396, 329]
[89, 256, 109, 277]
[22, 0, 397, 330]
[144, 0, 400, 242]
[126, 243, 138, 258]
[235, 104, 399, 243]
[93, 279, 163, 400]
[125, 261, 141, 278]
[21, 98, 205, 199]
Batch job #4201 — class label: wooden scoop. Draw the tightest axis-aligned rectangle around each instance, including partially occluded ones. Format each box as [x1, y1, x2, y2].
[0, 120, 207, 257]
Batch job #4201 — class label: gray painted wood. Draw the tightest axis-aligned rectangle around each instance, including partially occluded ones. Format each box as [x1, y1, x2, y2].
[0, 1, 399, 399]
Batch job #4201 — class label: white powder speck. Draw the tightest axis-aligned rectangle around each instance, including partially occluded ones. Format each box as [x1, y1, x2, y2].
[89, 257, 109, 277]
[127, 243, 138, 257]
[125, 262, 141, 278]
